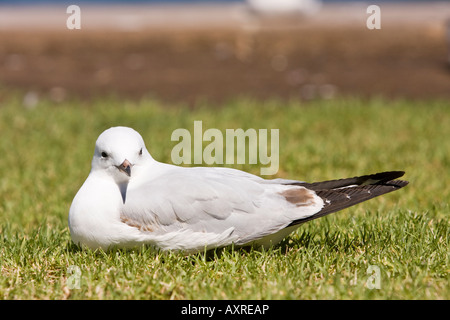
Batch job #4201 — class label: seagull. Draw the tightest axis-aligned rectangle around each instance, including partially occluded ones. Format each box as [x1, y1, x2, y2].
[68, 126, 408, 253]
[246, 0, 322, 16]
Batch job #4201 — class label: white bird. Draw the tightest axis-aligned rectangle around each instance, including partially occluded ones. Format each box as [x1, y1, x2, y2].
[246, 0, 322, 16]
[68, 126, 408, 253]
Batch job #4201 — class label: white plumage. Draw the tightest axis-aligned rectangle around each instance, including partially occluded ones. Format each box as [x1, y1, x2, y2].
[68, 126, 323, 253]
[69, 126, 408, 254]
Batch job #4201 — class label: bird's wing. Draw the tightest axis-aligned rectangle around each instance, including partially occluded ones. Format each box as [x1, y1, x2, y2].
[120, 166, 323, 248]
[287, 171, 409, 226]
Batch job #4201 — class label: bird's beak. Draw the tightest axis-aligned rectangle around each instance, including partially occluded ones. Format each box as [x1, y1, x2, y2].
[117, 159, 132, 177]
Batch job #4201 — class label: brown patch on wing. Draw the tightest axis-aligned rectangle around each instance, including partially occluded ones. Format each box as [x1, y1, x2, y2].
[120, 214, 155, 232]
[280, 187, 316, 207]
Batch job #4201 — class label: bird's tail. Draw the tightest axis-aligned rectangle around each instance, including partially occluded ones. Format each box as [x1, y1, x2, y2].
[287, 171, 409, 226]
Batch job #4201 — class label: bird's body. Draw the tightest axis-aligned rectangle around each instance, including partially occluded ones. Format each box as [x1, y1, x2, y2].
[69, 127, 408, 253]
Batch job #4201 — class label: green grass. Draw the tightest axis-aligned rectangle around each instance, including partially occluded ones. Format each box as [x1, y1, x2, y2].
[0, 93, 448, 299]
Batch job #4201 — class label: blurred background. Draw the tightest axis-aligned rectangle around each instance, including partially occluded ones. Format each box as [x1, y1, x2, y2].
[0, 0, 449, 106]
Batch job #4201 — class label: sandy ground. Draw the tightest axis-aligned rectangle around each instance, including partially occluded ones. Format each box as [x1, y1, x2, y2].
[0, 3, 449, 104]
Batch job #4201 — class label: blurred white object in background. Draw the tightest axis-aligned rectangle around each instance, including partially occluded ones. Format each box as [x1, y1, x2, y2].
[246, 0, 322, 16]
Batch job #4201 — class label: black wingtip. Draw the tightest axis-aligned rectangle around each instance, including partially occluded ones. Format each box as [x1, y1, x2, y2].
[287, 172, 409, 227]
[290, 170, 407, 191]
[380, 179, 409, 188]
[368, 171, 405, 183]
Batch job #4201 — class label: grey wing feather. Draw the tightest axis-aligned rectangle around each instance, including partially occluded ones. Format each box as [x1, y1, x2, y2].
[121, 168, 266, 234]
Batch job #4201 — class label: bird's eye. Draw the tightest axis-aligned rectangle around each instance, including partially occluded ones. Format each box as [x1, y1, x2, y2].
[139, 148, 143, 156]
[101, 152, 108, 158]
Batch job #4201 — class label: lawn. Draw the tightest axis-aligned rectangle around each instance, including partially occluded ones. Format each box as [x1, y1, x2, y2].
[0, 93, 448, 300]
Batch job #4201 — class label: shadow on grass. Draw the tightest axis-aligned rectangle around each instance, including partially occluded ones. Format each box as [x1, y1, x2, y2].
[64, 219, 387, 262]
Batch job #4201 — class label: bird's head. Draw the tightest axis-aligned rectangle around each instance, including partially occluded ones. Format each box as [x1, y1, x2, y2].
[91, 126, 152, 182]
